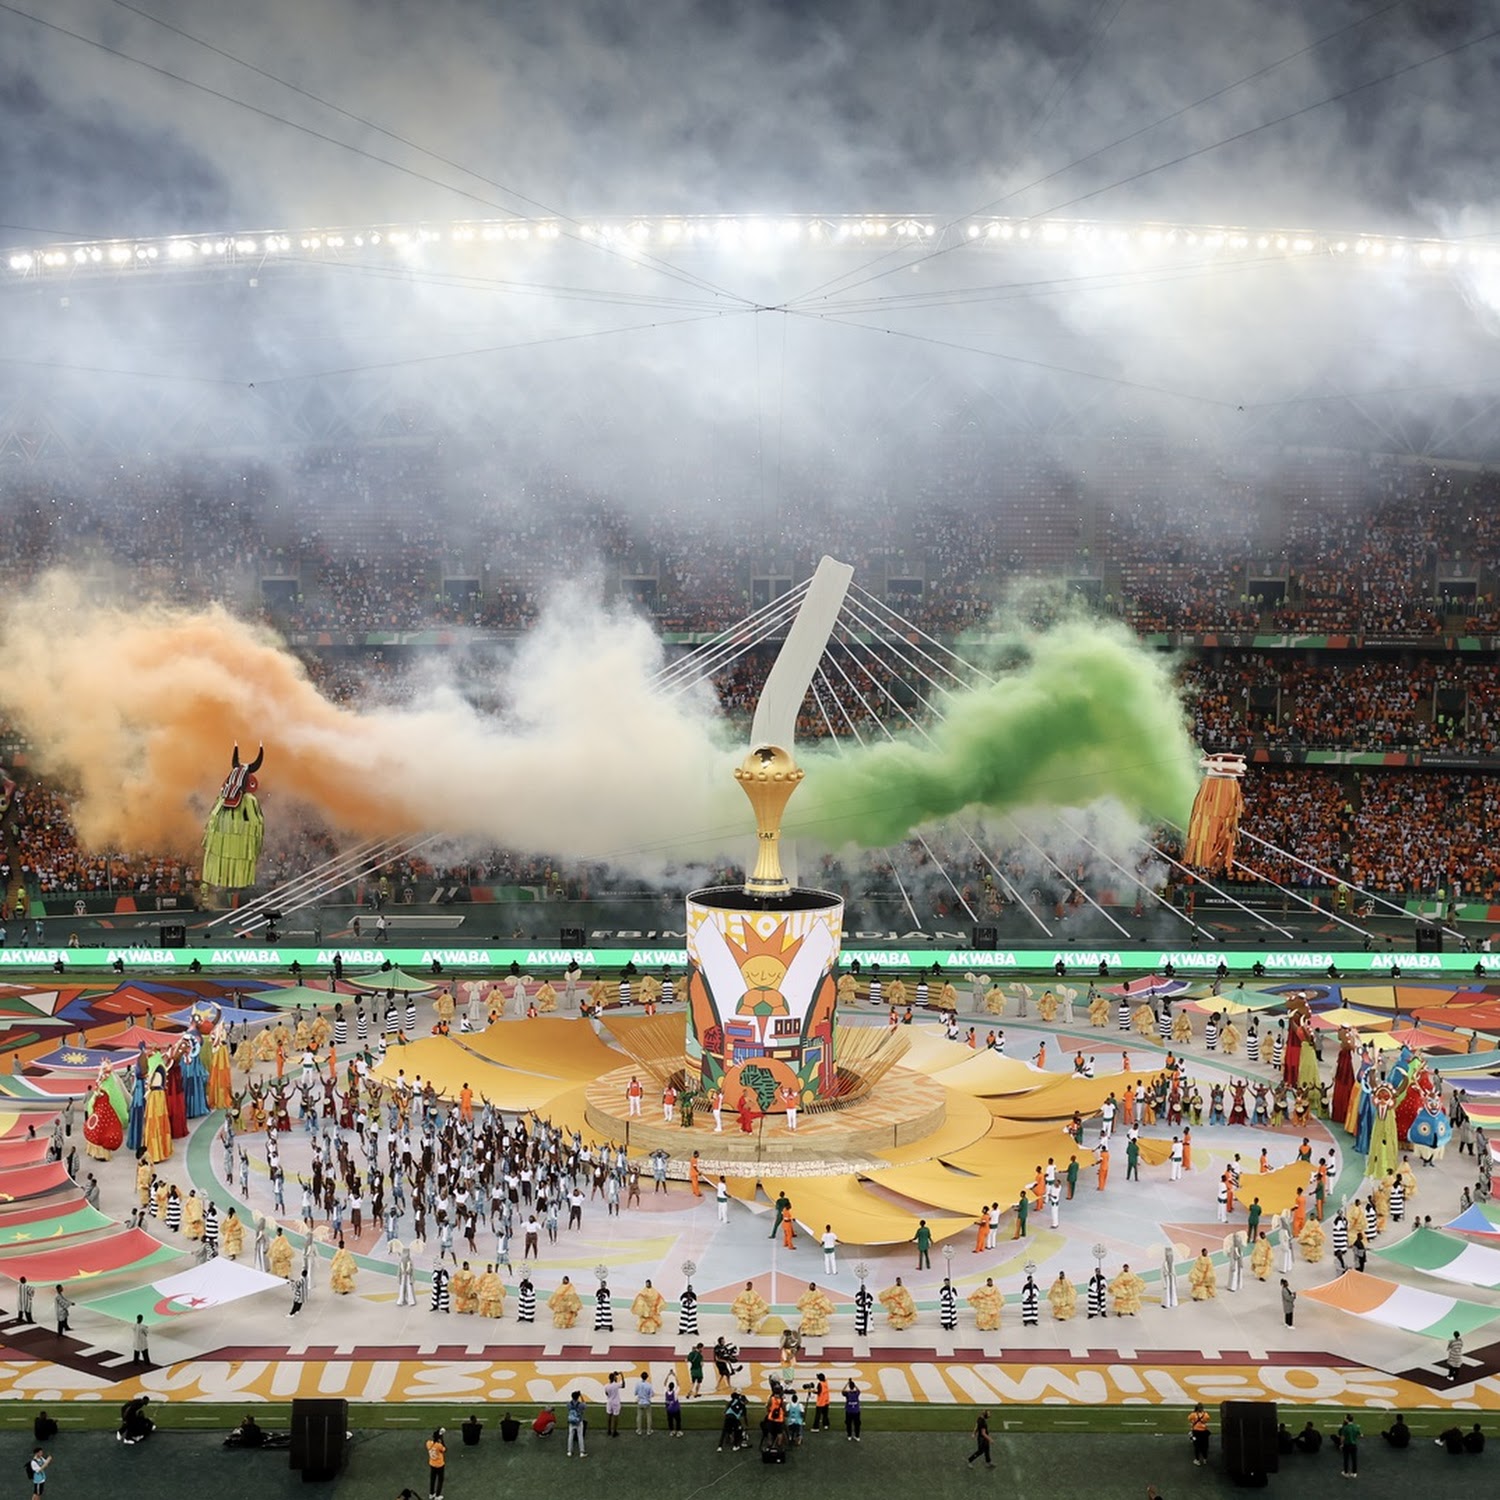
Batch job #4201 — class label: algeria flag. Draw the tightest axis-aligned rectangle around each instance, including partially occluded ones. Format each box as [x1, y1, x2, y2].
[82, 1259, 285, 1325]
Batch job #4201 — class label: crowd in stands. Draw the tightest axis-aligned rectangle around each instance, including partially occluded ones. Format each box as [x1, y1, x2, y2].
[2, 441, 1500, 908]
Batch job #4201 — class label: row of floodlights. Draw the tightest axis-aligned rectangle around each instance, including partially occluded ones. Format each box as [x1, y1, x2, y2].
[7, 216, 1498, 275]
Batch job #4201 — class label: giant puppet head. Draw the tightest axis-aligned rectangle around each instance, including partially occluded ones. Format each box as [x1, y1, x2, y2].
[1390, 1045, 1452, 1150]
[218, 744, 263, 810]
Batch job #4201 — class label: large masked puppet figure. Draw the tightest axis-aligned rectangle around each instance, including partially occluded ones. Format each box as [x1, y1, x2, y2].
[1389, 1046, 1452, 1160]
[202, 744, 265, 895]
[1184, 752, 1246, 875]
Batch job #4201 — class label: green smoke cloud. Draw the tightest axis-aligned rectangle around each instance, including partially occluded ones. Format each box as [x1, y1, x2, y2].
[784, 617, 1199, 847]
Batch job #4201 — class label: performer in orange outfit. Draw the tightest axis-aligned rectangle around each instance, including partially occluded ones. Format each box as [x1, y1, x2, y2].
[737, 1090, 756, 1134]
[781, 1203, 796, 1249]
[689, 1152, 702, 1198]
[973, 1206, 989, 1254]
[1096, 1143, 1110, 1190]
[459, 1083, 473, 1124]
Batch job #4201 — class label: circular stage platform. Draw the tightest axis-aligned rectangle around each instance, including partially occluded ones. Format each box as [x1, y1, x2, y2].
[583, 1063, 950, 1168]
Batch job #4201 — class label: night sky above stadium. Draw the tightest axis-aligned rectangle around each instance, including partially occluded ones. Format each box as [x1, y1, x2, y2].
[1, 0, 1499, 465]
[0, 0, 1494, 232]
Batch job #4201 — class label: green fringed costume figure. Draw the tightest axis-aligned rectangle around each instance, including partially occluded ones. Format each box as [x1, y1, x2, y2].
[201, 743, 265, 896]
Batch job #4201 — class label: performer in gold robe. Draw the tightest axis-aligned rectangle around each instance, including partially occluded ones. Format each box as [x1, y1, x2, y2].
[549, 1276, 582, 1328]
[968, 1278, 1002, 1331]
[797, 1282, 835, 1338]
[631, 1279, 666, 1334]
[1188, 1251, 1217, 1300]
[1250, 1231, 1273, 1281]
[878, 1278, 917, 1329]
[452, 1263, 478, 1314]
[1108, 1265, 1145, 1315]
[329, 1240, 358, 1295]
[478, 1266, 505, 1318]
[1298, 1218, 1326, 1263]
[732, 1281, 769, 1334]
[1044, 1273, 1075, 1320]
[222, 1209, 244, 1260]
[268, 1229, 295, 1280]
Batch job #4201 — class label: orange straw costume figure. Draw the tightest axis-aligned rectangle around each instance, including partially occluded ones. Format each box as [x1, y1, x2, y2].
[1184, 752, 1247, 874]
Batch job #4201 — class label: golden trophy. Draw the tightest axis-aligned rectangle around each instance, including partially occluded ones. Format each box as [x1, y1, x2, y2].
[734, 744, 804, 897]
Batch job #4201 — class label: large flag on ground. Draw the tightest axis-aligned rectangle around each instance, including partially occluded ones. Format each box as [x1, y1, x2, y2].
[1300, 1269, 1500, 1339]
[1445, 1203, 1500, 1239]
[0, 1161, 76, 1202]
[0, 1203, 113, 1249]
[0, 1228, 186, 1286]
[1371, 1226, 1500, 1290]
[83, 1259, 285, 1325]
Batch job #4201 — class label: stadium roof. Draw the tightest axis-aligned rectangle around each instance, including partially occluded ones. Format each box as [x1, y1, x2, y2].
[5, 212, 1496, 287]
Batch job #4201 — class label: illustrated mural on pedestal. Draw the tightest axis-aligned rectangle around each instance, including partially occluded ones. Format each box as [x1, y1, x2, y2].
[685, 743, 844, 1110]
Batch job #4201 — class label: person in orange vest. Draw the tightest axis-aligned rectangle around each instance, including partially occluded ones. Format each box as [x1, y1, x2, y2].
[662, 1084, 677, 1123]
[763, 1389, 787, 1451]
[812, 1373, 831, 1431]
[1097, 1143, 1110, 1190]
[781, 1202, 796, 1249]
[626, 1076, 643, 1117]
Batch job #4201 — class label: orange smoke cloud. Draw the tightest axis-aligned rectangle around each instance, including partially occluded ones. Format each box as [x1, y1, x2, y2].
[0, 573, 739, 867]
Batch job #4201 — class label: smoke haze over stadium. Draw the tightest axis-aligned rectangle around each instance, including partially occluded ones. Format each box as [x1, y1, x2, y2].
[0, 0, 1498, 879]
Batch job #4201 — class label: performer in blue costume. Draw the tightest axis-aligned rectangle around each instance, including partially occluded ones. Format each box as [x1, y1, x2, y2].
[126, 1067, 146, 1155]
[181, 1033, 208, 1119]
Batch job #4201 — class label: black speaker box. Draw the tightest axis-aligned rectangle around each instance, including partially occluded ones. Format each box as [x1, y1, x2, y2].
[1220, 1400, 1278, 1484]
[971, 927, 999, 951]
[158, 924, 187, 948]
[1415, 923, 1444, 953]
[559, 927, 585, 946]
[290, 1397, 348, 1481]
